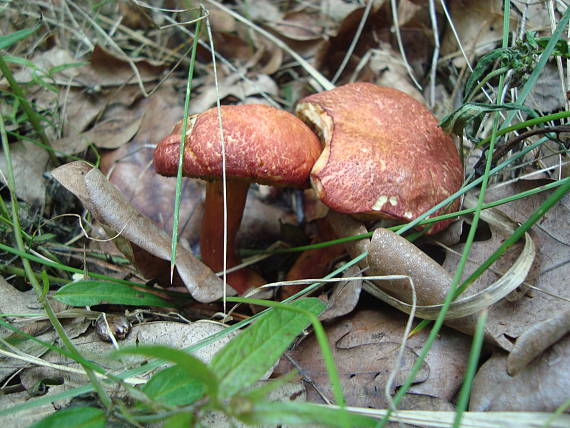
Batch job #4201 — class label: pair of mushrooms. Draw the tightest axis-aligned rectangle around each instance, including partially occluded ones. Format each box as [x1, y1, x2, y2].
[153, 82, 463, 294]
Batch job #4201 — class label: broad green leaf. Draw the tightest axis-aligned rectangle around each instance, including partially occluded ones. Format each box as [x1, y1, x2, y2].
[114, 345, 218, 397]
[237, 401, 377, 427]
[141, 366, 205, 407]
[53, 280, 171, 307]
[210, 298, 325, 399]
[0, 26, 39, 50]
[28, 407, 105, 428]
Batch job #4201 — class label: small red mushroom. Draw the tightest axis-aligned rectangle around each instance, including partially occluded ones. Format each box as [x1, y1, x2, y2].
[296, 82, 463, 233]
[154, 104, 322, 294]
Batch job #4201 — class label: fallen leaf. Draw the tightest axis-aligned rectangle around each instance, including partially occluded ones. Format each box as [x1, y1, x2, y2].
[275, 307, 470, 408]
[0, 140, 50, 206]
[51, 161, 229, 302]
[470, 334, 570, 412]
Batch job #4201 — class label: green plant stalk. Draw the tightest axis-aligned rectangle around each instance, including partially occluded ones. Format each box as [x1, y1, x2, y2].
[453, 309, 488, 428]
[543, 397, 570, 428]
[501, 6, 570, 129]
[476, 109, 570, 148]
[0, 56, 57, 165]
[243, 176, 567, 256]
[0, 113, 110, 407]
[467, 66, 510, 102]
[0, 263, 66, 283]
[170, 11, 203, 281]
[226, 297, 349, 427]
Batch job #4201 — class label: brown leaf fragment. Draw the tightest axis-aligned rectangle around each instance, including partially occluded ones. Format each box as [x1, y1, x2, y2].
[507, 308, 570, 376]
[0, 141, 50, 206]
[51, 161, 229, 302]
[319, 264, 362, 321]
[470, 335, 570, 412]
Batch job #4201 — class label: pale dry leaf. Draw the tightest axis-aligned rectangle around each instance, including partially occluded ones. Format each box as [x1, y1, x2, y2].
[0, 140, 50, 206]
[0, 390, 56, 428]
[189, 73, 278, 114]
[319, 264, 362, 321]
[51, 161, 229, 301]
[470, 335, 570, 412]
[53, 114, 143, 154]
[366, 45, 424, 103]
[440, 0, 507, 68]
[267, 11, 325, 41]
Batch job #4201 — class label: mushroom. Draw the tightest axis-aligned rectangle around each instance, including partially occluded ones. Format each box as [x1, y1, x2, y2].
[153, 104, 322, 294]
[296, 82, 463, 233]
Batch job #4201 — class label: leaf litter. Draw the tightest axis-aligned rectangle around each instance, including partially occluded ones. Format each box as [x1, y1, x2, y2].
[0, 0, 569, 426]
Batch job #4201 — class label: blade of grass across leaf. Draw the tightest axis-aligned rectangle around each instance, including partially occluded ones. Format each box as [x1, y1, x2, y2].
[54, 280, 172, 307]
[0, 25, 39, 50]
[170, 8, 203, 283]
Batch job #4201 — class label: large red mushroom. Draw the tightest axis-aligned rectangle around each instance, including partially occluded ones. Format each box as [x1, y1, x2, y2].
[153, 104, 322, 294]
[296, 82, 463, 233]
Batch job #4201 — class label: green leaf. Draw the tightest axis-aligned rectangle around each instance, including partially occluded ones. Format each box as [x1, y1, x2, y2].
[163, 412, 193, 428]
[141, 365, 205, 407]
[28, 407, 105, 428]
[464, 48, 508, 100]
[210, 298, 325, 399]
[0, 25, 40, 51]
[439, 102, 538, 139]
[114, 345, 218, 397]
[53, 281, 171, 307]
[238, 401, 377, 427]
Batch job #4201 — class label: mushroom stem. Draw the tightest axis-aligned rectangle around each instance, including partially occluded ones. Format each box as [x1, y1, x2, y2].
[200, 179, 264, 294]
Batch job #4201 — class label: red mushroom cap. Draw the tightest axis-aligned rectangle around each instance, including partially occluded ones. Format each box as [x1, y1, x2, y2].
[296, 82, 463, 232]
[153, 104, 322, 187]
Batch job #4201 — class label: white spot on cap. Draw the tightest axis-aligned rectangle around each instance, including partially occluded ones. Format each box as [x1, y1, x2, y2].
[389, 196, 398, 206]
[404, 211, 413, 219]
[372, 195, 388, 211]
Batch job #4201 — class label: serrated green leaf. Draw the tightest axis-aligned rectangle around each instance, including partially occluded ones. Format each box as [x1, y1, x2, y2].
[114, 345, 218, 397]
[0, 25, 40, 51]
[141, 365, 205, 407]
[28, 407, 105, 428]
[210, 298, 325, 399]
[53, 280, 171, 307]
[238, 401, 377, 427]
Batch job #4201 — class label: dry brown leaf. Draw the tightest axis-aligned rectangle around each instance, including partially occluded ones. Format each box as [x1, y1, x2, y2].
[0, 140, 50, 206]
[508, 308, 570, 376]
[319, 264, 362, 321]
[470, 335, 570, 412]
[440, 0, 506, 68]
[267, 11, 325, 41]
[189, 73, 278, 114]
[275, 307, 470, 409]
[51, 161, 229, 302]
[53, 113, 143, 154]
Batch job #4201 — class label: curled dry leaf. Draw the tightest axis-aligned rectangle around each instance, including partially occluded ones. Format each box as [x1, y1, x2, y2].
[318, 264, 362, 321]
[470, 335, 570, 412]
[51, 161, 229, 302]
[365, 204, 535, 348]
[443, 183, 565, 351]
[507, 308, 570, 376]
